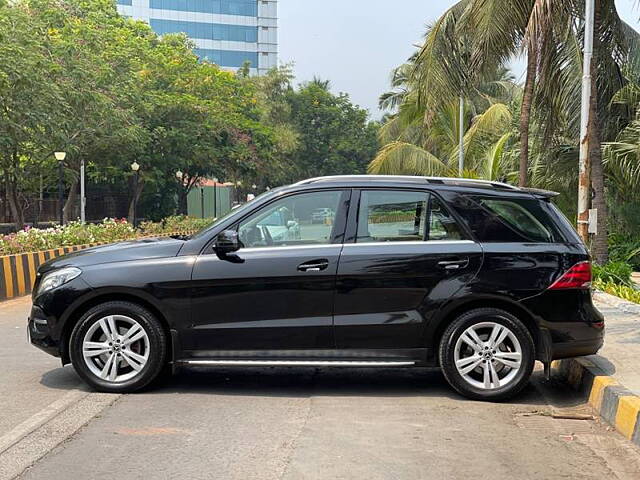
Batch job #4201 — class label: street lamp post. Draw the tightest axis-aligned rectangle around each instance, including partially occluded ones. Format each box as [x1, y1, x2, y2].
[212, 177, 219, 219]
[577, 0, 595, 242]
[54, 152, 66, 225]
[80, 158, 86, 223]
[131, 161, 140, 228]
[201, 186, 205, 219]
[176, 170, 184, 214]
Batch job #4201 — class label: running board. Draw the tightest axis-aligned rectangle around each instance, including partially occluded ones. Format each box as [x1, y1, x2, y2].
[181, 360, 416, 367]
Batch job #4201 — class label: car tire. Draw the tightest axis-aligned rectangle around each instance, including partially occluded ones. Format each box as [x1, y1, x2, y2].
[439, 308, 535, 402]
[69, 301, 168, 393]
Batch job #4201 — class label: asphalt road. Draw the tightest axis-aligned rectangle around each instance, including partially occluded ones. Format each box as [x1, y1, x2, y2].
[2, 296, 640, 480]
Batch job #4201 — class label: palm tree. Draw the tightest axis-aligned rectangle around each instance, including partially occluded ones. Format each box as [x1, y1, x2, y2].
[369, 98, 516, 179]
[378, 62, 413, 112]
[442, 0, 640, 262]
[371, 3, 520, 181]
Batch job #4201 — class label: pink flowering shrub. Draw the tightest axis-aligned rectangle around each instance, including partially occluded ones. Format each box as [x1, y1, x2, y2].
[0, 216, 209, 255]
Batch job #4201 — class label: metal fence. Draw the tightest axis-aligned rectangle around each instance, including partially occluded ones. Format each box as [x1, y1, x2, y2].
[187, 186, 234, 219]
[0, 192, 130, 226]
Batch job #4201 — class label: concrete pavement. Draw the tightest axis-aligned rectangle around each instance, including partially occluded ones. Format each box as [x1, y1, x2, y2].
[2, 296, 640, 479]
[587, 292, 640, 395]
[0, 298, 84, 436]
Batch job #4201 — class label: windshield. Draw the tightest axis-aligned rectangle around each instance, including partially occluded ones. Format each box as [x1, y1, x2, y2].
[189, 188, 283, 240]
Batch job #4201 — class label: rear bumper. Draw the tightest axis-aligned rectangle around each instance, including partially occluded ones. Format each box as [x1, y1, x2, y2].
[523, 289, 605, 360]
[551, 335, 604, 360]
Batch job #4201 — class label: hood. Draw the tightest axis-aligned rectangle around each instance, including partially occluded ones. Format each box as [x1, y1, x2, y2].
[39, 237, 186, 273]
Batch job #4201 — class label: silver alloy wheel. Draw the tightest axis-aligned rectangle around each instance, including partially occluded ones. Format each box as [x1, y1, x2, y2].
[453, 321, 523, 390]
[82, 315, 150, 383]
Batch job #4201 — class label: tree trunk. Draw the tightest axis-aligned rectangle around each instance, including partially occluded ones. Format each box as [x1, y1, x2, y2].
[589, 0, 608, 264]
[127, 176, 144, 225]
[6, 174, 24, 231]
[519, 46, 537, 187]
[63, 176, 79, 223]
[176, 189, 188, 215]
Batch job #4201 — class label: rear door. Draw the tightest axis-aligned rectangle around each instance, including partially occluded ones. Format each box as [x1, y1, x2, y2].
[333, 189, 483, 351]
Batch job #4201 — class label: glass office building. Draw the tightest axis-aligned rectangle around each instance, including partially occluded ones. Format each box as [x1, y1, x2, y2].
[116, 0, 277, 75]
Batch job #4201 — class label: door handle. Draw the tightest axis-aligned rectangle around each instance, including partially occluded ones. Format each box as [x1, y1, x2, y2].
[437, 258, 469, 270]
[298, 259, 330, 272]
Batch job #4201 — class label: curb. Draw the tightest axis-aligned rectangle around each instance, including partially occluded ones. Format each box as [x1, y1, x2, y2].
[593, 290, 640, 315]
[0, 231, 194, 302]
[553, 357, 640, 446]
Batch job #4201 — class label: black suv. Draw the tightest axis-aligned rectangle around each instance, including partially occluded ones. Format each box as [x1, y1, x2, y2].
[29, 176, 604, 401]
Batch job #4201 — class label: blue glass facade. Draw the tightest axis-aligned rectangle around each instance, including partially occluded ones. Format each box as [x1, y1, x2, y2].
[116, 0, 275, 72]
[194, 49, 258, 68]
[150, 19, 257, 42]
[149, 0, 257, 16]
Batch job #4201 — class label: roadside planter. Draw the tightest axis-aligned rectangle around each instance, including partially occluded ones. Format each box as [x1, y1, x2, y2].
[0, 232, 194, 301]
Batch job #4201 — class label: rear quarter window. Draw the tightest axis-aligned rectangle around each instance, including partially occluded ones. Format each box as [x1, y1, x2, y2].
[451, 195, 565, 243]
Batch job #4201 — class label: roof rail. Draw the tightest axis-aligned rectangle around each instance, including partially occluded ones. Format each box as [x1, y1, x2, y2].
[423, 177, 520, 191]
[294, 175, 520, 191]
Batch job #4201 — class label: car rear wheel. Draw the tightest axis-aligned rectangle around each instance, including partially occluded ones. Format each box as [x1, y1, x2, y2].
[439, 308, 535, 401]
[69, 301, 167, 393]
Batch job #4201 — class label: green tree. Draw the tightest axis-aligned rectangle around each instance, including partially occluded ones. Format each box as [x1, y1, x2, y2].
[286, 83, 379, 180]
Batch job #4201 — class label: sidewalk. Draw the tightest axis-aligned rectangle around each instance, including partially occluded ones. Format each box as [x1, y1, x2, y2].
[590, 291, 640, 395]
[554, 291, 640, 445]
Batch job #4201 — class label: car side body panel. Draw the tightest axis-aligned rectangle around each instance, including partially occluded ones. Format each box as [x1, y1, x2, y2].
[28, 176, 604, 373]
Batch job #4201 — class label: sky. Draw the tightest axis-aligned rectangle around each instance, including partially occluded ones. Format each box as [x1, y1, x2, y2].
[279, 0, 640, 120]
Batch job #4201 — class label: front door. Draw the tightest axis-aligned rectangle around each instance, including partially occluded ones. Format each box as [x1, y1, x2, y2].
[334, 189, 483, 352]
[185, 189, 349, 355]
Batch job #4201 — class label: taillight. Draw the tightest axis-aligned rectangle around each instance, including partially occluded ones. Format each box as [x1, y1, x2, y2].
[548, 261, 592, 290]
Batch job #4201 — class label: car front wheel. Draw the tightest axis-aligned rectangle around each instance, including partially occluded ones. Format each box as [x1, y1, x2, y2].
[439, 308, 535, 401]
[69, 301, 168, 393]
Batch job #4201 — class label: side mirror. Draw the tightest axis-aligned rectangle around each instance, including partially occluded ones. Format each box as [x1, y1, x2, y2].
[286, 220, 296, 229]
[215, 230, 241, 256]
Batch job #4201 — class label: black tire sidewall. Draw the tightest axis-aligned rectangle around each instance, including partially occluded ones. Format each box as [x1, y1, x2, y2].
[69, 301, 167, 393]
[439, 308, 535, 402]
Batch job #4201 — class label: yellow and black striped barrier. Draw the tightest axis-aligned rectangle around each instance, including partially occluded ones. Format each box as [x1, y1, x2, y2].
[0, 231, 194, 302]
[553, 357, 640, 445]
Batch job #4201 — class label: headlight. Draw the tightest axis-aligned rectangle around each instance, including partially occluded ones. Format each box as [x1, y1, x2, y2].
[37, 267, 82, 295]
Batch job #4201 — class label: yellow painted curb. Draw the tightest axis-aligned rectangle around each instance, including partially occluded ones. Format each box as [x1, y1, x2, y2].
[615, 396, 640, 440]
[555, 358, 640, 447]
[588, 376, 618, 410]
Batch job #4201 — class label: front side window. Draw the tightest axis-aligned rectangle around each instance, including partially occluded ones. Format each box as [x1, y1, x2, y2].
[356, 191, 463, 243]
[238, 191, 342, 249]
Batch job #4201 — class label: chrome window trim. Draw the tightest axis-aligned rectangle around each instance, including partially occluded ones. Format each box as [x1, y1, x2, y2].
[238, 244, 343, 254]
[344, 240, 475, 248]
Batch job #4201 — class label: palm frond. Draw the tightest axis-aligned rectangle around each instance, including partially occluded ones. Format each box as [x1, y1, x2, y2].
[482, 132, 512, 180]
[368, 142, 448, 176]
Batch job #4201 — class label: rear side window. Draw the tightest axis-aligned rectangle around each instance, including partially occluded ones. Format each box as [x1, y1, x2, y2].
[452, 196, 564, 243]
[357, 190, 428, 242]
[356, 190, 464, 243]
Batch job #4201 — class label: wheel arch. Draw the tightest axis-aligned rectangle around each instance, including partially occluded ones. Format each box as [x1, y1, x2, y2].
[59, 289, 174, 365]
[430, 296, 541, 365]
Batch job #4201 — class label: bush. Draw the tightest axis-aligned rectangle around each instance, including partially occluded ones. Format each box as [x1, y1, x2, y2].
[608, 233, 640, 270]
[593, 279, 640, 304]
[0, 216, 208, 255]
[592, 259, 639, 305]
[592, 261, 633, 286]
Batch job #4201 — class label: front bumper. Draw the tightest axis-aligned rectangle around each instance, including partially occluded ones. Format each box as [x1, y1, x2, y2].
[28, 304, 61, 357]
[28, 276, 93, 360]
